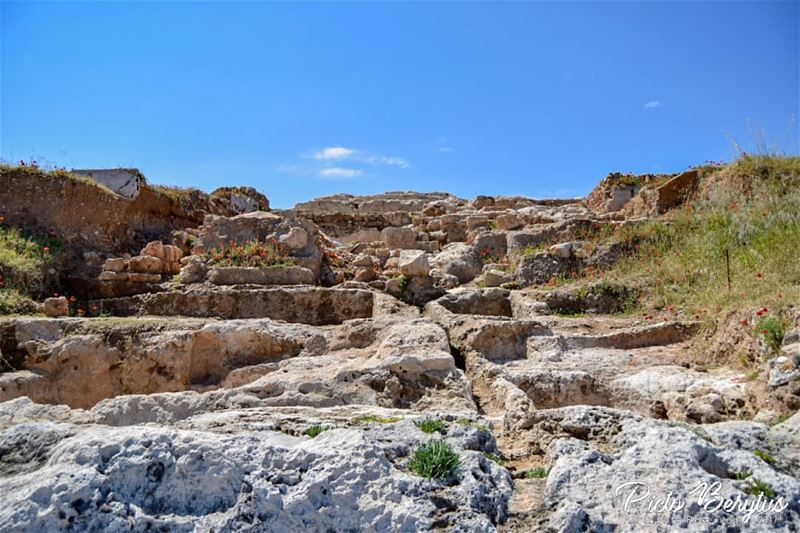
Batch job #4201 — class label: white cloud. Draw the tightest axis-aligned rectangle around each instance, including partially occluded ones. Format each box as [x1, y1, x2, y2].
[365, 155, 409, 168]
[312, 147, 355, 160]
[319, 167, 362, 179]
[644, 100, 663, 109]
[439, 146, 454, 153]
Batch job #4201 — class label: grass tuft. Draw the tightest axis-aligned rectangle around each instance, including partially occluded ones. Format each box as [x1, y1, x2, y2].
[754, 449, 775, 465]
[743, 479, 776, 499]
[0, 226, 63, 298]
[523, 467, 549, 479]
[304, 425, 330, 438]
[408, 439, 460, 480]
[415, 418, 445, 434]
[753, 314, 790, 354]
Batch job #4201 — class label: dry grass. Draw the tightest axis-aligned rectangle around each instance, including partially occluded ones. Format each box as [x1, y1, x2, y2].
[599, 154, 800, 318]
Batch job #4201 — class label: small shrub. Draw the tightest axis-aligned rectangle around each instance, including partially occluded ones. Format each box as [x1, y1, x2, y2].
[0, 288, 38, 315]
[415, 418, 445, 434]
[0, 226, 63, 297]
[394, 275, 410, 290]
[455, 418, 490, 433]
[753, 314, 789, 354]
[206, 238, 295, 268]
[524, 467, 549, 479]
[353, 415, 403, 425]
[408, 440, 460, 480]
[754, 449, 775, 465]
[304, 425, 329, 438]
[743, 479, 776, 499]
[519, 245, 546, 258]
[482, 452, 506, 466]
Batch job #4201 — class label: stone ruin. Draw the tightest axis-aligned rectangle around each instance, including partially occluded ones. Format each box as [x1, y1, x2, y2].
[0, 166, 798, 532]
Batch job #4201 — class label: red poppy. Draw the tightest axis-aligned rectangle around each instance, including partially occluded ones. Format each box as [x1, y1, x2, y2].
[740, 319, 749, 326]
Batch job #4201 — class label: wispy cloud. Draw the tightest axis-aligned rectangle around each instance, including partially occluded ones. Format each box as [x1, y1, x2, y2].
[644, 100, 663, 109]
[435, 137, 454, 153]
[318, 167, 362, 179]
[365, 155, 409, 168]
[312, 146, 355, 160]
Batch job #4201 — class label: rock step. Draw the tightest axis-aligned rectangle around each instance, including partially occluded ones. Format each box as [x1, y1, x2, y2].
[556, 321, 698, 350]
[86, 287, 374, 325]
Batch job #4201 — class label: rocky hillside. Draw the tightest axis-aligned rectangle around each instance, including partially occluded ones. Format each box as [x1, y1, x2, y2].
[0, 156, 798, 531]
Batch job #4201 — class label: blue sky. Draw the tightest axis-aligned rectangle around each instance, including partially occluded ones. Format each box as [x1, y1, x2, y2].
[1, 1, 798, 208]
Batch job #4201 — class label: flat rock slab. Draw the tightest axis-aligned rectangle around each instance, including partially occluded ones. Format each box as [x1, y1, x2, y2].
[87, 287, 374, 325]
[208, 266, 315, 285]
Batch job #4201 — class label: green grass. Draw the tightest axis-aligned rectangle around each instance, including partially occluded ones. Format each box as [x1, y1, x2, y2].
[352, 414, 403, 425]
[734, 469, 752, 480]
[482, 452, 506, 466]
[0, 288, 39, 315]
[754, 449, 775, 465]
[408, 440, 461, 480]
[455, 417, 490, 433]
[0, 225, 63, 298]
[523, 467, 549, 479]
[415, 418, 445, 434]
[518, 245, 546, 258]
[774, 412, 793, 425]
[304, 425, 330, 438]
[743, 479, 776, 499]
[753, 314, 790, 354]
[595, 155, 800, 341]
[394, 275, 410, 290]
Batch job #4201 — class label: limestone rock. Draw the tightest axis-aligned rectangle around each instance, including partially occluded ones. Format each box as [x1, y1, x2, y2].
[207, 266, 315, 286]
[398, 250, 430, 277]
[431, 243, 482, 284]
[279, 227, 309, 251]
[381, 227, 417, 250]
[43, 297, 68, 318]
[101, 257, 127, 272]
[484, 269, 513, 287]
[129, 255, 163, 274]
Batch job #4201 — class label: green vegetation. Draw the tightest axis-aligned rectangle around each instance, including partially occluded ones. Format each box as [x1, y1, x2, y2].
[519, 245, 546, 258]
[734, 469, 752, 480]
[151, 184, 202, 203]
[352, 414, 403, 425]
[395, 275, 410, 290]
[523, 467, 549, 479]
[774, 412, 793, 425]
[753, 314, 790, 354]
[743, 479, 776, 499]
[0, 288, 38, 315]
[415, 418, 445, 434]
[455, 417, 490, 433]
[754, 448, 775, 465]
[206, 238, 296, 268]
[304, 425, 330, 438]
[482, 452, 506, 466]
[408, 440, 461, 480]
[0, 225, 63, 298]
[595, 154, 800, 331]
